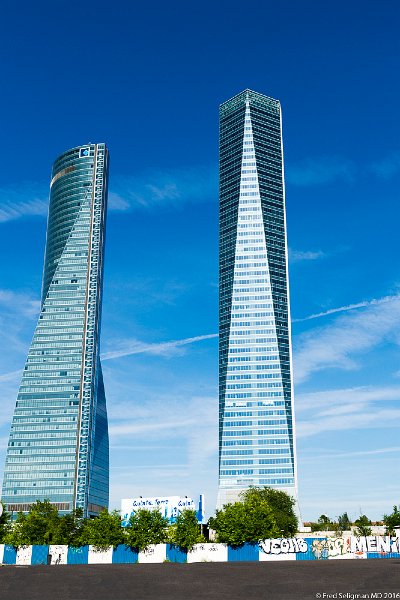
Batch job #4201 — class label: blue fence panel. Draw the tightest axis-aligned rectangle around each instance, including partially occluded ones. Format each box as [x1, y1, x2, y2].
[166, 545, 187, 563]
[31, 545, 49, 565]
[295, 538, 323, 560]
[3, 545, 17, 565]
[112, 545, 138, 564]
[228, 543, 259, 562]
[367, 552, 400, 559]
[67, 545, 89, 564]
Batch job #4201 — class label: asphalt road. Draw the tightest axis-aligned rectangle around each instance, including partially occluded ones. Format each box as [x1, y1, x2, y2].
[0, 559, 399, 600]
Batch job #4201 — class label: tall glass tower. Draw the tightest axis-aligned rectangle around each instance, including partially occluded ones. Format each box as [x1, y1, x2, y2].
[2, 144, 109, 517]
[218, 90, 299, 509]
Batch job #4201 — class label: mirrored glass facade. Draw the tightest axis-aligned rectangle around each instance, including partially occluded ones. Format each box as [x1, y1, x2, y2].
[218, 90, 299, 509]
[2, 144, 109, 517]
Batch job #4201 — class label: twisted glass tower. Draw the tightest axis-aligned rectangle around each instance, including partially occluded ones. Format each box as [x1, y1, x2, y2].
[2, 144, 109, 517]
[218, 90, 299, 509]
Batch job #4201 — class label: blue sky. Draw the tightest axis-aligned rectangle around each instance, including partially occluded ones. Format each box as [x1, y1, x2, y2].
[0, 0, 399, 521]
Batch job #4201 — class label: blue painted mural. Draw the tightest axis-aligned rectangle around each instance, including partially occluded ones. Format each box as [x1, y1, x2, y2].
[1, 536, 399, 565]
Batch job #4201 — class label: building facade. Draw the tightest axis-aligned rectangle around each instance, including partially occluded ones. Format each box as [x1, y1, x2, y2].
[218, 90, 299, 510]
[2, 144, 109, 517]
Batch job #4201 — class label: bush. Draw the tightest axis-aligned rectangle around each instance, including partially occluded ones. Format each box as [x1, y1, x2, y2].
[125, 509, 169, 551]
[169, 509, 204, 551]
[383, 506, 400, 535]
[241, 487, 298, 537]
[208, 496, 278, 546]
[310, 515, 336, 532]
[53, 508, 85, 546]
[0, 502, 11, 543]
[354, 515, 372, 537]
[79, 509, 126, 550]
[4, 500, 60, 547]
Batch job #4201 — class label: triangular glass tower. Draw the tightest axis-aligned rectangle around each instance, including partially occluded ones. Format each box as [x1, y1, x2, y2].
[2, 144, 109, 517]
[218, 90, 299, 512]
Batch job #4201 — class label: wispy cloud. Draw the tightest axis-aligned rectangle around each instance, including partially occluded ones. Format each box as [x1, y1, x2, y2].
[101, 333, 218, 361]
[296, 385, 400, 412]
[296, 384, 400, 438]
[0, 369, 22, 383]
[370, 152, 400, 179]
[107, 192, 131, 211]
[0, 165, 217, 224]
[0, 181, 48, 223]
[109, 417, 196, 437]
[302, 446, 400, 462]
[0, 289, 40, 356]
[2, 152, 400, 224]
[107, 389, 218, 509]
[0, 291, 41, 430]
[293, 294, 399, 323]
[108, 278, 191, 309]
[0, 375, 21, 428]
[109, 165, 217, 211]
[293, 294, 400, 383]
[0, 289, 40, 319]
[298, 408, 400, 438]
[286, 156, 355, 186]
[289, 249, 326, 263]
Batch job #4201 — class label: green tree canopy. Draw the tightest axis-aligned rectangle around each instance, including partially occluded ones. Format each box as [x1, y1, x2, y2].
[169, 509, 204, 551]
[79, 509, 126, 550]
[241, 487, 298, 537]
[208, 496, 279, 546]
[125, 509, 169, 551]
[337, 512, 352, 533]
[354, 515, 372, 537]
[383, 506, 400, 535]
[310, 514, 336, 532]
[0, 502, 11, 543]
[53, 508, 85, 546]
[4, 500, 60, 547]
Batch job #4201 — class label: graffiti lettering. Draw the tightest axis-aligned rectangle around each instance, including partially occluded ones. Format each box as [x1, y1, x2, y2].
[350, 536, 400, 554]
[259, 538, 308, 554]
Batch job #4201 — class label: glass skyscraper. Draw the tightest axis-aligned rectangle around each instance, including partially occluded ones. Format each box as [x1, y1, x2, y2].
[2, 144, 109, 517]
[218, 90, 299, 509]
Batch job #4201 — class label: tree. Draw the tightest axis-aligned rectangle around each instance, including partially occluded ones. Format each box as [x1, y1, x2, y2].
[79, 509, 126, 550]
[354, 515, 372, 537]
[208, 497, 279, 546]
[241, 487, 298, 537]
[310, 515, 335, 532]
[53, 508, 85, 546]
[337, 512, 352, 532]
[383, 506, 400, 535]
[4, 500, 60, 547]
[169, 509, 204, 551]
[318, 515, 332, 528]
[125, 509, 169, 551]
[0, 502, 11, 543]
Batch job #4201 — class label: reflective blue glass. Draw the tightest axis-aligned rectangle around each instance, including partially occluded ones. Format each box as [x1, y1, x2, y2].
[218, 90, 299, 509]
[2, 144, 109, 517]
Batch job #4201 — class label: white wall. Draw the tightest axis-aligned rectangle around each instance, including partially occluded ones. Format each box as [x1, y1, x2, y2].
[138, 544, 167, 563]
[187, 543, 228, 563]
[16, 546, 32, 565]
[88, 546, 113, 564]
[48, 545, 68, 565]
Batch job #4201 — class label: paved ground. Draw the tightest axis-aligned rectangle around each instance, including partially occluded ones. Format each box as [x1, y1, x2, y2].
[1, 559, 399, 600]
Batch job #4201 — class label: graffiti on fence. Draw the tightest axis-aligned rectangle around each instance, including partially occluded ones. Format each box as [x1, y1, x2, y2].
[311, 537, 351, 559]
[259, 538, 308, 555]
[350, 536, 400, 554]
